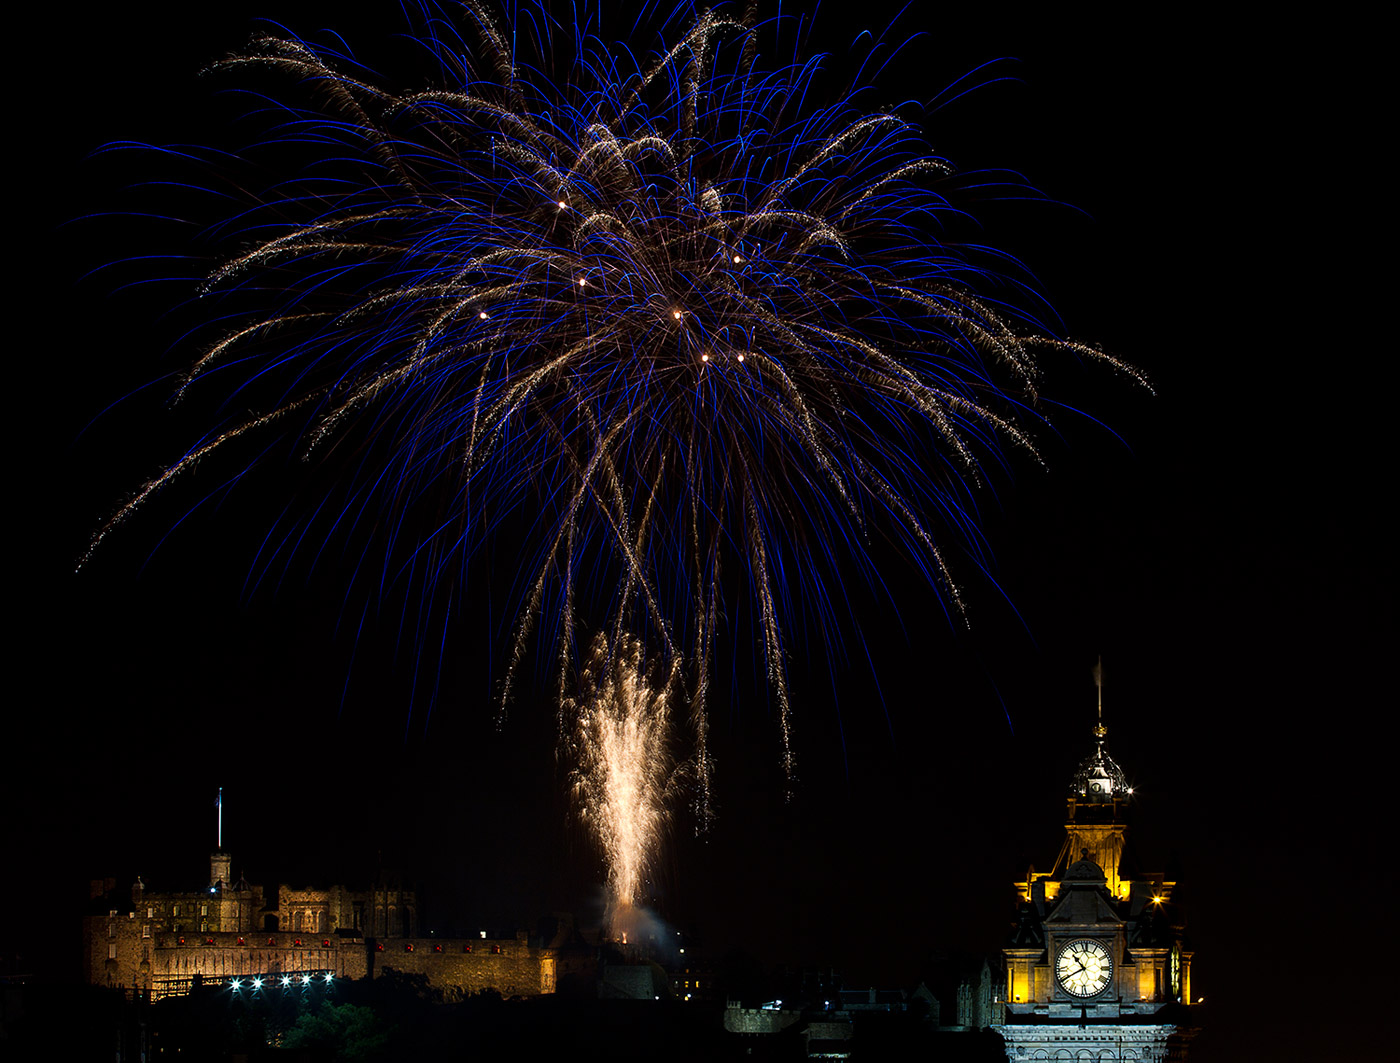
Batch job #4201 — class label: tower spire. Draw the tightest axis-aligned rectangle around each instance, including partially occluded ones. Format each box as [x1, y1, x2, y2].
[1092, 656, 1106, 738]
[1070, 657, 1128, 802]
[217, 786, 223, 850]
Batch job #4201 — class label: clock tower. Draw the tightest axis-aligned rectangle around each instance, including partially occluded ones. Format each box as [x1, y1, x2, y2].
[995, 698, 1198, 1061]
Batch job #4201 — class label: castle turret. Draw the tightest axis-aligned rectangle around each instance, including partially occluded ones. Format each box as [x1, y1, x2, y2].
[211, 850, 231, 889]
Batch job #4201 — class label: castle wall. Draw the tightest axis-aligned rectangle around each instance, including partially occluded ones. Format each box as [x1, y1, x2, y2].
[370, 931, 556, 998]
[87, 912, 556, 999]
[86, 913, 368, 992]
[723, 1005, 803, 1034]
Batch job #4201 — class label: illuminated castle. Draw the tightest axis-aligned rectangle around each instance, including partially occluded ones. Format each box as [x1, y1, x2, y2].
[84, 820, 567, 1000]
[993, 692, 1199, 1061]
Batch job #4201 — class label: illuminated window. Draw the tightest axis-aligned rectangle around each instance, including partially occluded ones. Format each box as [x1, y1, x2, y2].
[147, 907, 153, 919]
[173, 905, 180, 917]
[108, 925, 115, 939]
[142, 925, 151, 939]
[200, 904, 208, 917]
[108, 944, 116, 960]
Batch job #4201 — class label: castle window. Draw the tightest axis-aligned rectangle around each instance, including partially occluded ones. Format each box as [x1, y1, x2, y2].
[108, 924, 115, 939]
[143, 925, 151, 939]
[200, 904, 208, 917]
[173, 905, 180, 917]
[108, 944, 116, 960]
[147, 907, 153, 919]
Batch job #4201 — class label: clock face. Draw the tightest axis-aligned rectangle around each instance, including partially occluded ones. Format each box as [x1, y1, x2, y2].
[1056, 938, 1113, 998]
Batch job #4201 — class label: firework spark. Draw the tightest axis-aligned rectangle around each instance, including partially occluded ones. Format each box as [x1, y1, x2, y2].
[565, 635, 679, 937]
[84, 1, 1145, 805]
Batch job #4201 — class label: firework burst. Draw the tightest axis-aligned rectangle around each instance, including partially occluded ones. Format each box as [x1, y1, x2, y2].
[84, 1, 1144, 809]
[565, 634, 679, 936]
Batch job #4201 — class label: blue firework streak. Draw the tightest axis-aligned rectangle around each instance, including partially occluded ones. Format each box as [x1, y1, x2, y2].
[84, 1, 1143, 802]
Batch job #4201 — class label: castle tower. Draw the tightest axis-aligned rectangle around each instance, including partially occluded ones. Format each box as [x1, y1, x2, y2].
[996, 672, 1197, 1062]
[210, 850, 231, 889]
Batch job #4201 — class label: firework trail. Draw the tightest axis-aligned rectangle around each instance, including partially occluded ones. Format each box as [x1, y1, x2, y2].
[83, 1, 1145, 809]
[565, 635, 679, 938]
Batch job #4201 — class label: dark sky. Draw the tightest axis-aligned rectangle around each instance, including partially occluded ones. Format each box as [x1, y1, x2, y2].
[14, 3, 1386, 1061]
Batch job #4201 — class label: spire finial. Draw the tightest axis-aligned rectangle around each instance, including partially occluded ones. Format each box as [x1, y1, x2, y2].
[1092, 657, 1106, 738]
[217, 787, 223, 850]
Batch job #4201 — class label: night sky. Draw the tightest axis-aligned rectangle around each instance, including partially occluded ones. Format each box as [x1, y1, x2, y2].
[13, 3, 1386, 1061]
